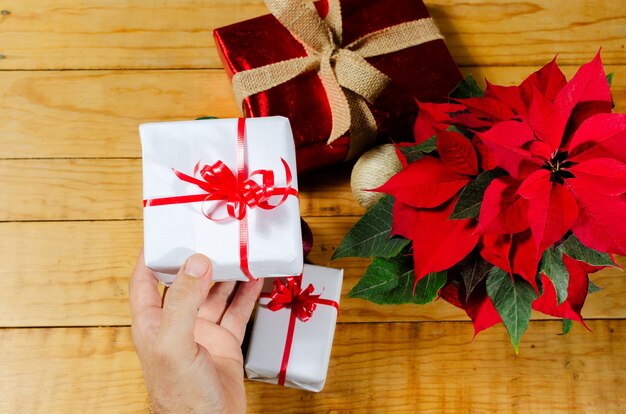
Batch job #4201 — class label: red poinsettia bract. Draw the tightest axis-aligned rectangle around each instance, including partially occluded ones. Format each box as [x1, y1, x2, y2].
[379, 52, 626, 337]
[377, 130, 480, 288]
[476, 53, 626, 258]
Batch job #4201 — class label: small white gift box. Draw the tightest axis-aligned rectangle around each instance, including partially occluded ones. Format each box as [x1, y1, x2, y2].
[140, 116, 303, 284]
[245, 264, 343, 392]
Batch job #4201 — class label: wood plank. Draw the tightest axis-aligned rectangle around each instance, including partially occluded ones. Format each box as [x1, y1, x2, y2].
[1, 321, 624, 413]
[2, 65, 625, 159]
[0, 159, 363, 221]
[0, 0, 268, 70]
[429, 0, 626, 67]
[1, 219, 624, 327]
[0, 327, 148, 413]
[0, 1, 624, 70]
[0, 70, 240, 159]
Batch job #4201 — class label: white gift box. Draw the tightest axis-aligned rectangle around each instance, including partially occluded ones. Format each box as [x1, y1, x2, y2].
[245, 264, 343, 392]
[140, 116, 303, 284]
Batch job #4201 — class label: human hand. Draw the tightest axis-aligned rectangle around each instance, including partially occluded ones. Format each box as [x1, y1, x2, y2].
[130, 251, 263, 414]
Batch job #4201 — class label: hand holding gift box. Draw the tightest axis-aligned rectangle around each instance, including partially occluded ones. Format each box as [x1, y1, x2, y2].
[140, 117, 303, 284]
[245, 265, 343, 392]
[215, 0, 462, 172]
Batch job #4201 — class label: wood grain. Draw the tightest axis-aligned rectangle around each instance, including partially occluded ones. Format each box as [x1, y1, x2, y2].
[1, 65, 625, 159]
[1, 218, 624, 327]
[0, 1, 624, 70]
[0, 327, 148, 413]
[0, 70, 240, 159]
[1, 321, 624, 413]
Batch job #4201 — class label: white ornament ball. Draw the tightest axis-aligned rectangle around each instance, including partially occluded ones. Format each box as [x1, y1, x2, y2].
[351, 144, 403, 209]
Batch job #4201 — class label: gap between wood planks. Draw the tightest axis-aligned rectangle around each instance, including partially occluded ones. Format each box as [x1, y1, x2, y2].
[0, 61, 608, 72]
[1, 317, 625, 330]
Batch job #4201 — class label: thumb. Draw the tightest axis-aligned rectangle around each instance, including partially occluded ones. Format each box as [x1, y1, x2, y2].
[158, 254, 213, 360]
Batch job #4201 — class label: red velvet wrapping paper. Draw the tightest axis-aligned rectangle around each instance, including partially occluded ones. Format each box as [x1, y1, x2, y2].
[214, 0, 463, 173]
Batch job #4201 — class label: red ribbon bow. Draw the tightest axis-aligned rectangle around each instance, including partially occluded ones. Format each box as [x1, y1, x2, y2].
[260, 276, 339, 386]
[168, 158, 296, 221]
[143, 118, 298, 280]
[264, 277, 323, 322]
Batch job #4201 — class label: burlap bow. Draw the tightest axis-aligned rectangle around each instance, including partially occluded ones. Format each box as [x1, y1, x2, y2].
[231, 0, 443, 159]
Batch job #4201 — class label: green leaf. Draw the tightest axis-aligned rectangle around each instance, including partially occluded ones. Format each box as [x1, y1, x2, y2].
[196, 116, 218, 120]
[348, 254, 447, 304]
[539, 247, 569, 305]
[486, 267, 538, 353]
[450, 169, 506, 219]
[446, 124, 474, 139]
[588, 280, 602, 294]
[450, 74, 484, 99]
[332, 196, 409, 260]
[413, 271, 448, 304]
[446, 125, 465, 134]
[397, 136, 437, 164]
[460, 254, 493, 300]
[561, 318, 573, 335]
[606, 73, 616, 109]
[558, 234, 617, 267]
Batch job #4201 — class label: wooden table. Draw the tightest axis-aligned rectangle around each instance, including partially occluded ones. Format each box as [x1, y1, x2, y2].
[1, 1, 625, 412]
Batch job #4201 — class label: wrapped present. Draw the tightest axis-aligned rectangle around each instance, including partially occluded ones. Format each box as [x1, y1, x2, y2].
[245, 264, 343, 392]
[214, 0, 462, 172]
[140, 116, 303, 284]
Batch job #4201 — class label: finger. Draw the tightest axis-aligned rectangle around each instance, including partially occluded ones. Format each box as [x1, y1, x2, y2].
[197, 281, 238, 324]
[157, 254, 213, 360]
[220, 278, 264, 344]
[129, 248, 161, 321]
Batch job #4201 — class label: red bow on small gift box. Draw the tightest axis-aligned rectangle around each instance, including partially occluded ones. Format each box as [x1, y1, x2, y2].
[263, 276, 338, 322]
[260, 276, 339, 386]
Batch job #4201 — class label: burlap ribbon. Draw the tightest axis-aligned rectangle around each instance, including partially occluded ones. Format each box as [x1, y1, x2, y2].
[232, 0, 443, 159]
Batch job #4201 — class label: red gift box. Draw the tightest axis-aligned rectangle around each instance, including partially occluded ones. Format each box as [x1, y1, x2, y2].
[214, 0, 462, 173]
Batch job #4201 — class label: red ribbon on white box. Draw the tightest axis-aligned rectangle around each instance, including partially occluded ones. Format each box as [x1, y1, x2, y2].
[260, 276, 339, 386]
[143, 118, 299, 280]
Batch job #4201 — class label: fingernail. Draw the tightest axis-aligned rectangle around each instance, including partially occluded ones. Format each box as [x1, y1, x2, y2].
[183, 255, 210, 278]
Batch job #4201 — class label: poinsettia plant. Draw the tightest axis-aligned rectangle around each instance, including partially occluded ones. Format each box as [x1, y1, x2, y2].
[333, 53, 625, 351]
